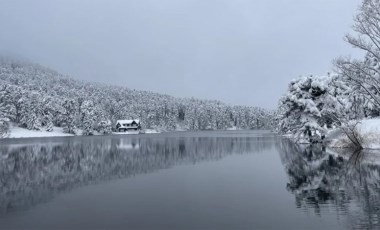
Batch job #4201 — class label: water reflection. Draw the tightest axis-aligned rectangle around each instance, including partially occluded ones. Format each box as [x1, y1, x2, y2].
[277, 139, 380, 229]
[0, 133, 273, 216]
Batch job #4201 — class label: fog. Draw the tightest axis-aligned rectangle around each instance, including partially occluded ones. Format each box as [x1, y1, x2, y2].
[0, 0, 361, 108]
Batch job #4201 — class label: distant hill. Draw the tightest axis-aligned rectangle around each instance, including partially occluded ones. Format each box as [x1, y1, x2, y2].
[0, 58, 273, 135]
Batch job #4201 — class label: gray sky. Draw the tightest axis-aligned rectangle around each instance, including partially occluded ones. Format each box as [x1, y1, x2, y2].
[0, 0, 361, 109]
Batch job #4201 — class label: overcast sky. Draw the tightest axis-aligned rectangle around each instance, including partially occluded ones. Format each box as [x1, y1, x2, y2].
[0, 0, 361, 108]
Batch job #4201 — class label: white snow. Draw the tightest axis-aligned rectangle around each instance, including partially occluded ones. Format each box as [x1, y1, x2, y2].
[326, 118, 380, 149]
[112, 129, 160, 135]
[4, 126, 161, 139]
[144, 129, 160, 134]
[112, 131, 140, 135]
[116, 119, 140, 124]
[7, 126, 74, 139]
[227, 126, 242, 131]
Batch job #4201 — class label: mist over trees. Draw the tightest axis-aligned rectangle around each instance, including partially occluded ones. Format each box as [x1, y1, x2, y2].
[0, 59, 273, 136]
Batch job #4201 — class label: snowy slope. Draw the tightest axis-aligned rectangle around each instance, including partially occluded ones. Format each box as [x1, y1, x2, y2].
[8, 126, 74, 138]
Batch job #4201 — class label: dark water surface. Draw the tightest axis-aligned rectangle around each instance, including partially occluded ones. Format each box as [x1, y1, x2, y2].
[0, 131, 379, 229]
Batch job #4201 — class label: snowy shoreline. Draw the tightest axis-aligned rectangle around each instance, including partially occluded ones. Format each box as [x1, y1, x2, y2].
[325, 119, 380, 149]
[2, 126, 160, 139]
[5, 126, 74, 139]
[282, 118, 380, 150]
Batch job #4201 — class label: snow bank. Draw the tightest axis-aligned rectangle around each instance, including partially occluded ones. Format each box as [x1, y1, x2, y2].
[4, 125, 161, 139]
[326, 118, 380, 149]
[112, 129, 160, 135]
[145, 129, 160, 134]
[227, 126, 242, 131]
[7, 126, 74, 139]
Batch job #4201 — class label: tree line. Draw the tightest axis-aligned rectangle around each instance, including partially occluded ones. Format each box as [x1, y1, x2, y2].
[0, 59, 273, 137]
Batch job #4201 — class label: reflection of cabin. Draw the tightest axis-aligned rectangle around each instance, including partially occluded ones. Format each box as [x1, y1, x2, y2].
[116, 120, 141, 132]
[117, 139, 140, 150]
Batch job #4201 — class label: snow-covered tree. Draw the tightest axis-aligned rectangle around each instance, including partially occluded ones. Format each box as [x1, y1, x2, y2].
[19, 92, 44, 130]
[97, 119, 112, 134]
[278, 75, 348, 142]
[335, 0, 380, 115]
[61, 99, 78, 134]
[0, 58, 273, 137]
[80, 100, 96, 135]
[0, 84, 11, 136]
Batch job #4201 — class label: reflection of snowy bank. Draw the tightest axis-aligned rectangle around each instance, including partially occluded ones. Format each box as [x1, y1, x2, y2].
[277, 139, 380, 229]
[327, 147, 380, 165]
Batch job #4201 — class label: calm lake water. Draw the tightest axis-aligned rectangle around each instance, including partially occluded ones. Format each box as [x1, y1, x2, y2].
[0, 130, 380, 229]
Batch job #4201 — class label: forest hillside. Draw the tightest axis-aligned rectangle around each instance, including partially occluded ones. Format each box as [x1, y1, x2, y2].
[0, 59, 273, 137]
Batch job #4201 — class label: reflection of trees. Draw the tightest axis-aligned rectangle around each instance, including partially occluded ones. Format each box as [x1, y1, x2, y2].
[0, 134, 273, 216]
[277, 139, 380, 229]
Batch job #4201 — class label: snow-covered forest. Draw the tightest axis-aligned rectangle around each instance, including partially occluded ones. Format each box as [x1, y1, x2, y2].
[0, 59, 273, 137]
[276, 0, 380, 148]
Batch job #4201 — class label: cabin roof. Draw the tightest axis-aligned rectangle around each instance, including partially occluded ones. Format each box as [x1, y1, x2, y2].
[116, 119, 140, 124]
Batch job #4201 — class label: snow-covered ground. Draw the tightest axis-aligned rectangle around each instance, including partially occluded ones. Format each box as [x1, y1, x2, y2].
[112, 129, 160, 135]
[326, 118, 380, 149]
[226, 126, 242, 131]
[7, 126, 74, 139]
[3, 125, 160, 139]
[145, 129, 160, 134]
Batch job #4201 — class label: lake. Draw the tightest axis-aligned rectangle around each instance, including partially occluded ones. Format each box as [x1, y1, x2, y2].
[0, 130, 379, 229]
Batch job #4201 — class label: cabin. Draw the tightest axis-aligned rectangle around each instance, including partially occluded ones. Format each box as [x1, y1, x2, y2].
[116, 119, 141, 132]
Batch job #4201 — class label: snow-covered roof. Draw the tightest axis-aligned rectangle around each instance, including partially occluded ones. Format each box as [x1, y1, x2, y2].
[117, 119, 140, 124]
